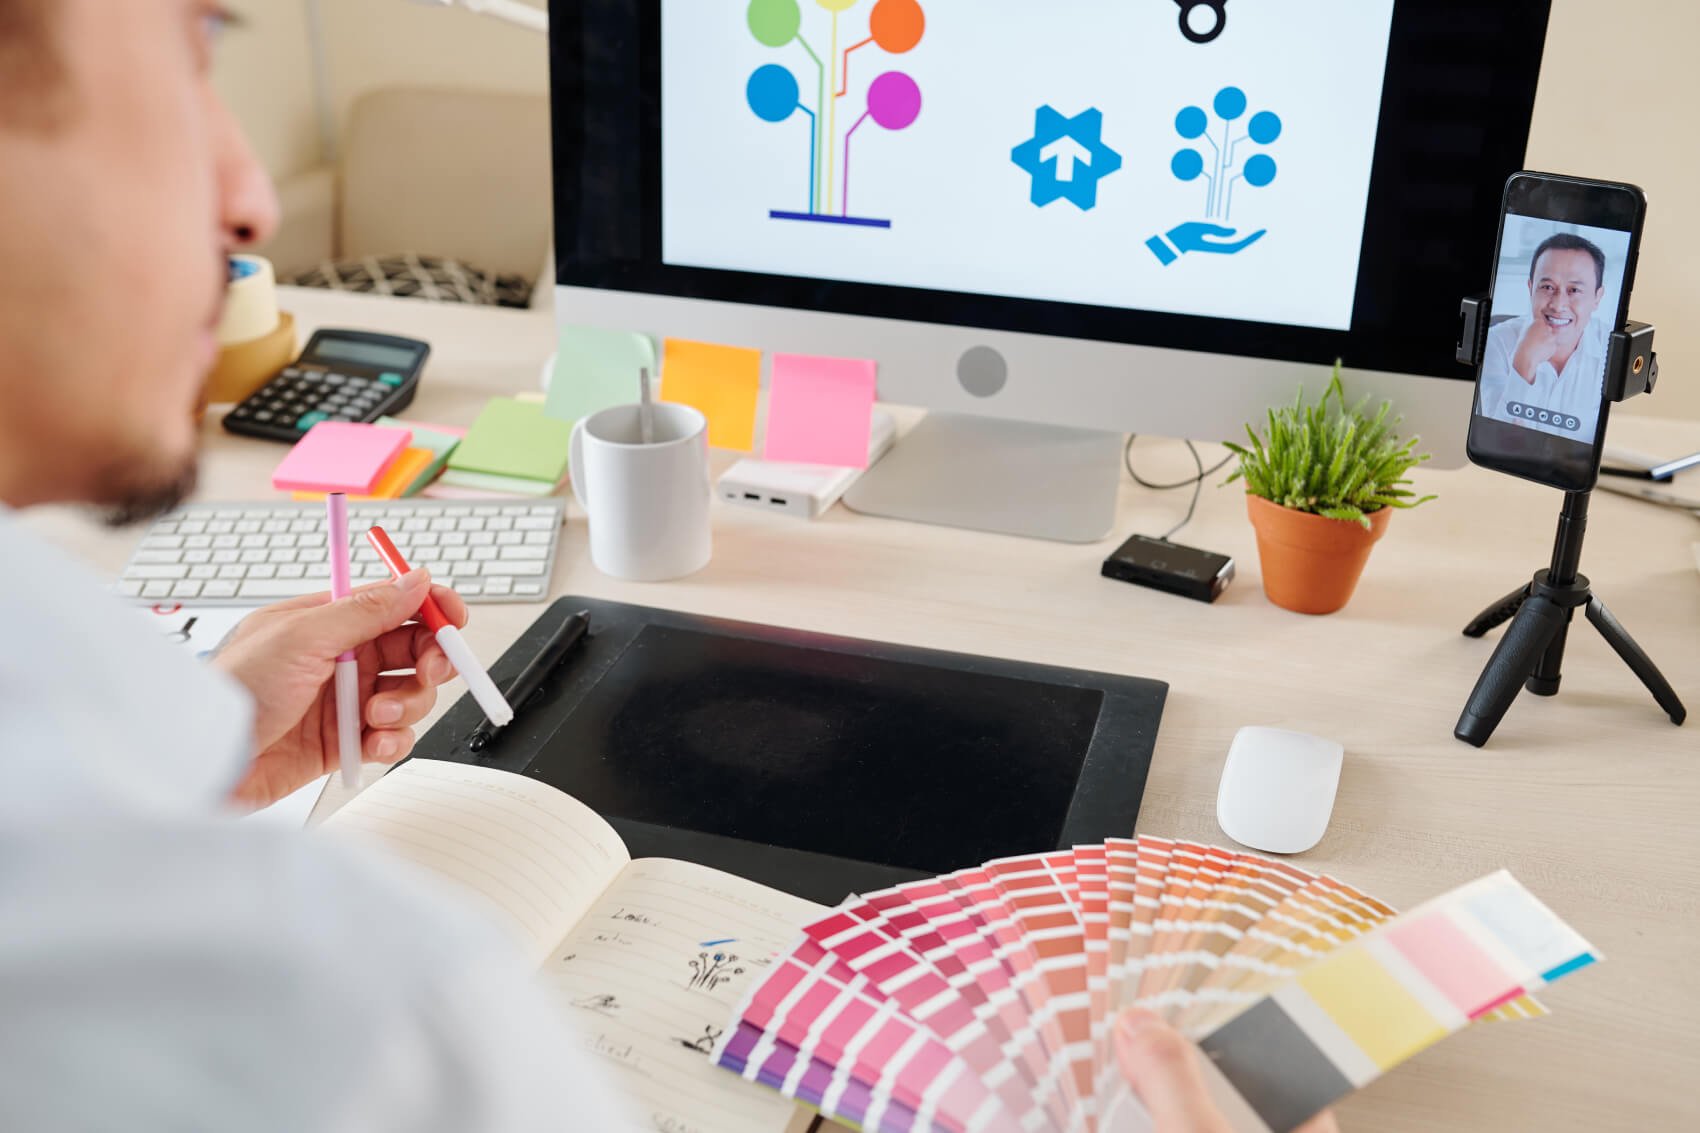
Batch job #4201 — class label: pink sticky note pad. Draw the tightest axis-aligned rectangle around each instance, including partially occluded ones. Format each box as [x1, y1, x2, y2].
[271, 422, 412, 495]
[763, 353, 877, 468]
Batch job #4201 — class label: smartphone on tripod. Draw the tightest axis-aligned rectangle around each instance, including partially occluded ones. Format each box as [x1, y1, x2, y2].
[1466, 172, 1646, 492]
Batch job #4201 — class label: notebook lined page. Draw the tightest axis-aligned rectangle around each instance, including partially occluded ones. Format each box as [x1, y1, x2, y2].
[538, 857, 824, 1133]
[324, 759, 630, 964]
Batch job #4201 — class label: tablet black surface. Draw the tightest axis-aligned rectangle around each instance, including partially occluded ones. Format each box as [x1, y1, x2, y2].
[414, 597, 1167, 904]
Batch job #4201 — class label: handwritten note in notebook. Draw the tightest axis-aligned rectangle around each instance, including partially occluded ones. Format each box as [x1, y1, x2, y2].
[763, 354, 877, 468]
[660, 338, 762, 452]
[321, 761, 825, 1132]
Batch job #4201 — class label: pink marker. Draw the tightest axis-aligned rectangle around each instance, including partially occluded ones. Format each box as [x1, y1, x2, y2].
[325, 494, 363, 787]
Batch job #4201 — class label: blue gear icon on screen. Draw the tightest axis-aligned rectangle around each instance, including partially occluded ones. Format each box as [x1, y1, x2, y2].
[1147, 86, 1280, 266]
[1011, 106, 1123, 211]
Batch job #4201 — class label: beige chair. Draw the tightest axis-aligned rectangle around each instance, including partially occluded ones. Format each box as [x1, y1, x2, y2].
[262, 86, 553, 304]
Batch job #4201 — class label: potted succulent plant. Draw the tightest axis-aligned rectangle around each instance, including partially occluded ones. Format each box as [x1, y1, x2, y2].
[1224, 363, 1434, 614]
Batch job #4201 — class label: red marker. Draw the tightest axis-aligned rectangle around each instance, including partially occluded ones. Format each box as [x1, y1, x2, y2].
[365, 525, 514, 727]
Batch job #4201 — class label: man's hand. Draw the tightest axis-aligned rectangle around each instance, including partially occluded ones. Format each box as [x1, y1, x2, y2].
[212, 569, 469, 809]
[1116, 1009, 1339, 1133]
[1511, 319, 1563, 385]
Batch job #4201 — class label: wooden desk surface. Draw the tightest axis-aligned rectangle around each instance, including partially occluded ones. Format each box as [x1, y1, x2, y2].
[23, 288, 1700, 1131]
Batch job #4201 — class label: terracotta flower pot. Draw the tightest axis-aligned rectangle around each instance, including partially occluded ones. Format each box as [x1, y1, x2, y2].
[1246, 493, 1391, 615]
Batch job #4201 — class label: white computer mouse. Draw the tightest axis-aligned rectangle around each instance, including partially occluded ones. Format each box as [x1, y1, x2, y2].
[1215, 726, 1344, 854]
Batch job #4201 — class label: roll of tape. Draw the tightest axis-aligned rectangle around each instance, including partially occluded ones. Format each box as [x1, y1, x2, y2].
[216, 254, 279, 346]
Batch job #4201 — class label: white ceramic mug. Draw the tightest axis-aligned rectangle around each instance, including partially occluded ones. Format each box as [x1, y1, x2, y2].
[569, 402, 712, 581]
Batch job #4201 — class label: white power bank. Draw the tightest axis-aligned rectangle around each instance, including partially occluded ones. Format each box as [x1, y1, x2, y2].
[719, 409, 897, 519]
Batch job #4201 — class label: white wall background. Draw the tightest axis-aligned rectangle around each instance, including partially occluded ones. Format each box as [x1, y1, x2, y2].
[215, 0, 1699, 420]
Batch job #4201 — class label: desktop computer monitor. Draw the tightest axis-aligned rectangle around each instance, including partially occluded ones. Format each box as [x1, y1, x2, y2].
[548, 0, 1551, 540]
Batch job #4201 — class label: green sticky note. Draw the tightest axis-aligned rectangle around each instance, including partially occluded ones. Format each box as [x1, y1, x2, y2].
[377, 416, 463, 495]
[544, 324, 657, 425]
[436, 468, 562, 497]
[446, 398, 574, 484]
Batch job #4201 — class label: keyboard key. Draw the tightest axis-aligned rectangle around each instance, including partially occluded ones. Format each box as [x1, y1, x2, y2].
[185, 535, 213, 549]
[439, 531, 467, 546]
[412, 531, 439, 547]
[125, 564, 189, 580]
[239, 549, 269, 564]
[471, 547, 498, 561]
[131, 550, 184, 565]
[496, 532, 523, 546]
[501, 546, 548, 560]
[142, 580, 174, 599]
[235, 520, 261, 533]
[483, 576, 512, 596]
[485, 517, 512, 531]
[171, 581, 203, 599]
[239, 578, 323, 599]
[239, 534, 267, 549]
[211, 549, 239, 564]
[267, 549, 297, 564]
[484, 559, 545, 576]
[278, 564, 306, 579]
[117, 580, 144, 597]
[189, 565, 219, 580]
[141, 535, 184, 550]
[429, 518, 457, 532]
[514, 580, 545, 597]
[467, 531, 495, 546]
[206, 520, 234, 534]
[500, 506, 529, 516]
[457, 581, 484, 597]
[523, 531, 552, 545]
[442, 546, 471, 562]
[202, 580, 239, 599]
[515, 517, 554, 530]
[183, 550, 212, 564]
[177, 521, 207, 535]
[218, 564, 248, 580]
[528, 505, 559, 515]
[248, 564, 278, 579]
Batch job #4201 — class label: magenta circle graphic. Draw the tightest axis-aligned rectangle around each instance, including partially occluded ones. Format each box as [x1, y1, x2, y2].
[866, 71, 921, 130]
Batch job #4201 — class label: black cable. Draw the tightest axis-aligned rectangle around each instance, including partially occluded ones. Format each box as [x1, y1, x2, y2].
[1122, 434, 1233, 540]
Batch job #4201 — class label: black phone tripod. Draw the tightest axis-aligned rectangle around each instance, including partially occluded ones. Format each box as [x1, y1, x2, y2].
[1452, 294, 1687, 745]
[1454, 487, 1686, 746]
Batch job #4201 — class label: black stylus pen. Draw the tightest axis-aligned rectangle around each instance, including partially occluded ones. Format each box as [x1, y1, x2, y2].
[468, 609, 591, 752]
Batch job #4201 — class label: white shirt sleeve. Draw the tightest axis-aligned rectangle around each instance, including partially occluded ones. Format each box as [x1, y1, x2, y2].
[0, 823, 641, 1133]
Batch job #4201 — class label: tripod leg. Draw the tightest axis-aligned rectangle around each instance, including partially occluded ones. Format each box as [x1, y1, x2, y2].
[1526, 606, 1576, 696]
[1462, 584, 1531, 638]
[1585, 599, 1688, 726]
[1455, 595, 1567, 747]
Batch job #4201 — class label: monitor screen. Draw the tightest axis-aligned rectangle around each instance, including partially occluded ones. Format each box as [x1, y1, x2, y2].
[661, 0, 1392, 333]
[551, 0, 1550, 381]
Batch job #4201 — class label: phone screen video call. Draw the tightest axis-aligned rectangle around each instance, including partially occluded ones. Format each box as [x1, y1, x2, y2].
[1476, 214, 1631, 444]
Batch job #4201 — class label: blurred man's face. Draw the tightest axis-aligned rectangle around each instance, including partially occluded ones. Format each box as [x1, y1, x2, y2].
[0, 1, 277, 521]
[1527, 248, 1603, 353]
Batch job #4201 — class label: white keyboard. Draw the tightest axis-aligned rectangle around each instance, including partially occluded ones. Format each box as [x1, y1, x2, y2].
[116, 498, 567, 606]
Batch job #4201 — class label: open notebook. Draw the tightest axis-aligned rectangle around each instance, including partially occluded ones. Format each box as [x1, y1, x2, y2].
[323, 758, 827, 1133]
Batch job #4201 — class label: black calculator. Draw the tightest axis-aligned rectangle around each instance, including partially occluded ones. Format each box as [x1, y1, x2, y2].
[222, 328, 429, 443]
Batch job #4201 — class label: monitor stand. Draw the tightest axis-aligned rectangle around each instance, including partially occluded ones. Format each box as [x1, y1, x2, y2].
[842, 413, 1123, 543]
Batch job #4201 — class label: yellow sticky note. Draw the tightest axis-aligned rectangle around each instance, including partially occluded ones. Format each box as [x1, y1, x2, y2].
[660, 338, 761, 452]
[1296, 945, 1448, 1070]
[291, 447, 436, 502]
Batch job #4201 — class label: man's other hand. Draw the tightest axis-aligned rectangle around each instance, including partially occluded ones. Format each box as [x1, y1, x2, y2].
[212, 570, 469, 809]
[1511, 319, 1563, 384]
[1116, 1009, 1339, 1133]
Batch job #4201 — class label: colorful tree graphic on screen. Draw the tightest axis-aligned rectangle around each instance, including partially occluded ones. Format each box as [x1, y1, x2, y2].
[745, 0, 924, 229]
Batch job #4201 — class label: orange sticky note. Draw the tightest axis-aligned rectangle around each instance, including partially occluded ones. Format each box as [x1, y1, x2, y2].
[660, 338, 761, 451]
[291, 446, 436, 502]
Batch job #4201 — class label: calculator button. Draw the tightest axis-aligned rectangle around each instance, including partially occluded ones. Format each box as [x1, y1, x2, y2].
[296, 411, 329, 431]
[281, 367, 302, 379]
[378, 372, 405, 387]
[254, 411, 274, 422]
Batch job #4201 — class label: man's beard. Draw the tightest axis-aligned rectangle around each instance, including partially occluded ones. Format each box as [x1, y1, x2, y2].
[98, 454, 198, 528]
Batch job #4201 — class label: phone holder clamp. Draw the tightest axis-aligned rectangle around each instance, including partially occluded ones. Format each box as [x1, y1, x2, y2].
[1451, 295, 1685, 747]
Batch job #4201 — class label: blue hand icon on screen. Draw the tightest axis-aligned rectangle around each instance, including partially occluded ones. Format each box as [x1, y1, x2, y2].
[1145, 222, 1266, 265]
[1148, 86, 1281, 267]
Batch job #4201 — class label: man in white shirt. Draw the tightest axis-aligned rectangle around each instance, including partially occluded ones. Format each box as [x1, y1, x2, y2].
[0, 4, 1327, 1130]
[1477, 233, 1611, 440]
